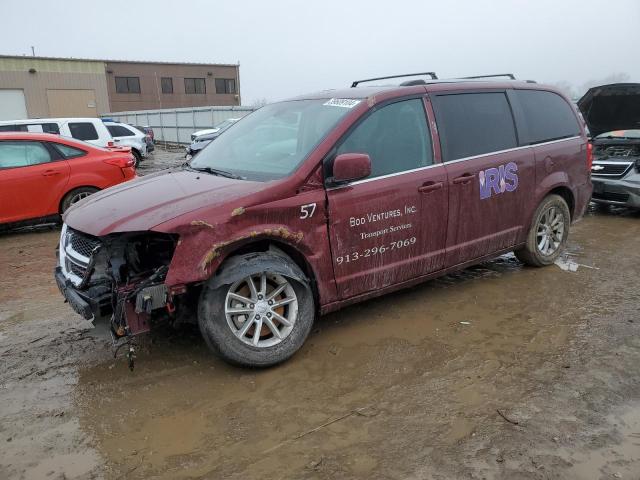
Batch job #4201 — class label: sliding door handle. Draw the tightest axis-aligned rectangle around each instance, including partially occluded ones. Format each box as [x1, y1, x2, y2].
[452, 173, 476, 185]
[418, 181, 443, 193]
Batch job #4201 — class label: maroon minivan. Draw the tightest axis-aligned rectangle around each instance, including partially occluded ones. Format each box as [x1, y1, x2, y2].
[55, 74, 592, 367]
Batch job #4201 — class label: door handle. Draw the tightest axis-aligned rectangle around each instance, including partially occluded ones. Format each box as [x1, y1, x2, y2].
[42, 170, 60, 176]
[452, 173, 476, 185]
[418, 181, 443, 193]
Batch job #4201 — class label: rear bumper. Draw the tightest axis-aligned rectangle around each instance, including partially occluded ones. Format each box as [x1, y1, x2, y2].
[574, 180, 593, 221]
[54, 267, 112, 320]
[591, 174, 640, 208]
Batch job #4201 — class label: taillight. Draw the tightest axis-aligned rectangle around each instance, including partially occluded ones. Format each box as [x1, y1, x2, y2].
[107, 141, 115, 148]
[586, 142, 593, 170]
[104, 156, 135, 168]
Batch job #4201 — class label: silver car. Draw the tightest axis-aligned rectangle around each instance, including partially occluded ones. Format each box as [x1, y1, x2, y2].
[578, 83, 640, 209]
[104, 122, 148, 167]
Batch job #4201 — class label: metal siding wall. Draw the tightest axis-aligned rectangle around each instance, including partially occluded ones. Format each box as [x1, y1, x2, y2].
[103, 105, 255, 143]
[0, 70, 110, 118]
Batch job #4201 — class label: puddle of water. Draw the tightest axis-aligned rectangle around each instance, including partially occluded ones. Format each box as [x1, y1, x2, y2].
[563, 404, 640, 479]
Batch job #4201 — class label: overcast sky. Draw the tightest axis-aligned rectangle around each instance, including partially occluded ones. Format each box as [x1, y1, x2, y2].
[3, 0, 639, 105]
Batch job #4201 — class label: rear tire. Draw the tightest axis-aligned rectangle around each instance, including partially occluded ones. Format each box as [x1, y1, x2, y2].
[198, 253, 314, 367]
[60, 187, 99, 214]
[131, 149, 142, 168]
[515, 194, 570, 267]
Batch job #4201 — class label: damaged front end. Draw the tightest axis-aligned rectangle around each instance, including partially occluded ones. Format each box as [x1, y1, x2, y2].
[55, 223, 179, 341]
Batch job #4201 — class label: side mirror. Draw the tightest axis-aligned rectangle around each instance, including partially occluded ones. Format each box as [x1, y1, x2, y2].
[331, 153, 371, 184]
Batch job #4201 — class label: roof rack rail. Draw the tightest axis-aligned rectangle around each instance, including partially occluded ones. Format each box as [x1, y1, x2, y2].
[351, 72, 438, 88]
[460, 73, 516, 80]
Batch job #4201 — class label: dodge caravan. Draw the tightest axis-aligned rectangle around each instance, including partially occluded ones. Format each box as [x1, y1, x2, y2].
[55, 73, 592, 367]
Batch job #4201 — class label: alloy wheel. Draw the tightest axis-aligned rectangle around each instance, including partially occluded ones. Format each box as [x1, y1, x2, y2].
[536, 206, 565, 256]
[224, 273, 298, 348]
[69, 191, 92, 205]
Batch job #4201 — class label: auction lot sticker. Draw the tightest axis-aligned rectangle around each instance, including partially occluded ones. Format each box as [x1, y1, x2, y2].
[323, 98, 361, 108]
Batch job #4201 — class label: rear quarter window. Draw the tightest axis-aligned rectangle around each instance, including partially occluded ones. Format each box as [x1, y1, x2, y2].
[52, 143, 87, 159]
[68, 122, 99, 141]
[513, 90, 581, 145]
[431, 92, 518, 161]
[107, 125, 136, 137]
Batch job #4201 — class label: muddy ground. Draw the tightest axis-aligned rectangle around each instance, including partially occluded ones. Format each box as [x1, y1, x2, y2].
[1, 148, 640, 479]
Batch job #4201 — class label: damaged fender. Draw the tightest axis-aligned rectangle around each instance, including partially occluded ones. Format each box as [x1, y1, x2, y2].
[209, 250, 308, 290]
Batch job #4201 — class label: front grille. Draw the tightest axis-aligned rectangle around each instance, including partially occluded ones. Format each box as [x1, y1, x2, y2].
[592, 191, 630, 203]
[69, 230, 101, 258]
[62, 227, 102, 283]
[68, 260, 86, 278]
[591, 162, 633, 177]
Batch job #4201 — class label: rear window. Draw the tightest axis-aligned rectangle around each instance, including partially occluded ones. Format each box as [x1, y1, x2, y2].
[432, 92, 518, 161]
[514, 90, 580, 145]
[68, 122, 99, 141]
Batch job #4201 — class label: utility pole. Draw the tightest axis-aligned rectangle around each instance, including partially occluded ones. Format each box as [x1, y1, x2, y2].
[31, 46, 35, 56]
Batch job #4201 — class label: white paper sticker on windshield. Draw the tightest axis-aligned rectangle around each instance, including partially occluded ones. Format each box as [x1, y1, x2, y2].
[323, 98, 361, 108]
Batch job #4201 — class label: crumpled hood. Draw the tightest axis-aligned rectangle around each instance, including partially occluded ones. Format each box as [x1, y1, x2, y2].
[63, 169, 265, 236]
[578, 83, 640, 138]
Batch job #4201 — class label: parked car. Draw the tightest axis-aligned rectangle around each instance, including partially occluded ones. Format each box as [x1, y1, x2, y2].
[578, 83, 640, 209]
[0, 118, 114, 148]
[190, 118, 240, 141]
[131, 126, 154, 154]
[103, 122, 148, 166]
[134, 125, 155, 143]
[55, 74, 591, 368]
[0, 132, 136, 230]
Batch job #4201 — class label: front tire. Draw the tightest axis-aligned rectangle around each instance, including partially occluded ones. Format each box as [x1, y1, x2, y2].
[515, 194, 570, 267]
[198, 254, 315, 367]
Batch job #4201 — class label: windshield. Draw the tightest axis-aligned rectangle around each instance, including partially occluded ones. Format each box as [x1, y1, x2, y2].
[190, 99, 357, 181]
[596, 129, 640, 139]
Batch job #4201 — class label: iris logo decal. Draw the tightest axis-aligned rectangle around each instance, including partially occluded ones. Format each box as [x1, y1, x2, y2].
[479, 162, 518, 200]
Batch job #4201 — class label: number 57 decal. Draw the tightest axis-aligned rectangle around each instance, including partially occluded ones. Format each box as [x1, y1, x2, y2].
[300, 203, 317, 219]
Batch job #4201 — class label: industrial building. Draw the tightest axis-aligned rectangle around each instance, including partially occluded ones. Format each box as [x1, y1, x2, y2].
[0, 55, 241, 120]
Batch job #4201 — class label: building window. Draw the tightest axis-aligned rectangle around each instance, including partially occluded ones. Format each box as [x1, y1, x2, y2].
[184, 78, 206, 94]
[115, 76, 141, 94]
[215, 78, 236, 94]
[161, 77, 173, 94]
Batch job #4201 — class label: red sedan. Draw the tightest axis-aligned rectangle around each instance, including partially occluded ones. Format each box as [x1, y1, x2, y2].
[0, 132, 136, 230]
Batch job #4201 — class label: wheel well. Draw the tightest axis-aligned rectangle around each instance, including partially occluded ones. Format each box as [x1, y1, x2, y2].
[548, 186, 575, 219]
[58, 186, 100, 213]
[218, 239, 320, 309]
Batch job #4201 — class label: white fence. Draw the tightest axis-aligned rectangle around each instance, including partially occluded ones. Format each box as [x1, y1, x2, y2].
[102, 105, 255, 144]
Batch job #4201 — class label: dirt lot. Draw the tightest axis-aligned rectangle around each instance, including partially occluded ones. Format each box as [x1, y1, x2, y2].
[1, 148, 640, 479]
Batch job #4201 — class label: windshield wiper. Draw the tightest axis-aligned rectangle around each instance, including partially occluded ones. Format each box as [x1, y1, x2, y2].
[188, 165, 244, 180]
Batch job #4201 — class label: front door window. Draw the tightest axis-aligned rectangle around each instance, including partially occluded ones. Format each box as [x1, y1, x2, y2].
[326, 98, 448, 298]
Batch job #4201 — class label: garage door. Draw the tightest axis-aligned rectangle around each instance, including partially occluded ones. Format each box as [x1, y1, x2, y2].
[46, 89, 97, 118]
[0, 89, 28, 121]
